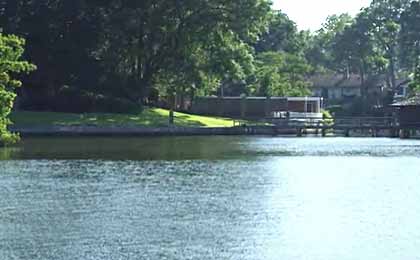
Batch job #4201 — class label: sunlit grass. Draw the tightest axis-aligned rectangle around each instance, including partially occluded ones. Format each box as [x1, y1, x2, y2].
[10, 108, 236, 128]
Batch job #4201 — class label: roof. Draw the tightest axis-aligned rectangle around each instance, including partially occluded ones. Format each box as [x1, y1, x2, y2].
[195, 96, 322, 101]
[391, 94, 420, 107]
[308, 74, 363, 89]
[396, 79, 411, 88]
[308, 73, 409, 89]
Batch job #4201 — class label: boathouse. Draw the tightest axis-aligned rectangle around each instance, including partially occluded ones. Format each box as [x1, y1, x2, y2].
[391, 94, 420, 128]
[190, 96, 323, 118]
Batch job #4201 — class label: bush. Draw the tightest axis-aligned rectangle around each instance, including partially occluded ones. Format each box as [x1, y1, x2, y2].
[322, 109, 333, 119]
[94, 95, 140, 114]
[0, 117, 20, 146]
[0, 131, 20, 147]
[322, 109, 334, 126]
[53, 86, 140, 114]
[0, 33, 36, 146]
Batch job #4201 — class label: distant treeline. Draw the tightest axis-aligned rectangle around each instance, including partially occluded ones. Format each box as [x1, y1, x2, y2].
[1, 0, 420, 113]
[304, 0, 420, 99]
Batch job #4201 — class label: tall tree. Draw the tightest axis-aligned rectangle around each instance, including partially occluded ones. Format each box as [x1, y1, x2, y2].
[400, 1, 420, 72]
[0, 0, 272, 114]
[331, 10, 386, 99]
[366, 0, 412, 92]
[255, 11, 302, 54]
[400, 1, 420, 95]
[305, 14, 353, 73]
[99, 0, 271, 104]
[0, 0, 106, 97]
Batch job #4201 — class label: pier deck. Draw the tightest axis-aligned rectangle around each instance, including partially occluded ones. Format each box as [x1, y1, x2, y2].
[234, 116, 419, 138]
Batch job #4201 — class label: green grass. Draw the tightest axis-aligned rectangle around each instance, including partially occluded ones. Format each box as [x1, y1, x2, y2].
[10, 108, 236, 128]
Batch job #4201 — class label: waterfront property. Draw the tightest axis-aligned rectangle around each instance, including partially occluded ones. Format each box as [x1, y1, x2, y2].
[308, 73, 410, 104]
[391, 94, 420, 128]
[190, 96, 323, 119]
[8, 98, 420, 139]
[391, 94, 420, 138]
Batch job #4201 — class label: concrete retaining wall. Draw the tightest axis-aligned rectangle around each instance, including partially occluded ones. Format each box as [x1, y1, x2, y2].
[9, 125, 293, 137]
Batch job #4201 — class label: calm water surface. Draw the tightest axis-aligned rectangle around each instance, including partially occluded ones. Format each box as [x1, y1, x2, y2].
[1, 137, 420, 260]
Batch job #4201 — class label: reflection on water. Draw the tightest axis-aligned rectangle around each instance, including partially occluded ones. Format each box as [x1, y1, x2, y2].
[1, 137, 420, 260]
[1, 136, 420, 160]
[0, 147, 19, 161]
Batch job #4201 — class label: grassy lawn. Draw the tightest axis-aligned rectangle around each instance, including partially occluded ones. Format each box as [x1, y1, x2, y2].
[10, 108, 236, 128]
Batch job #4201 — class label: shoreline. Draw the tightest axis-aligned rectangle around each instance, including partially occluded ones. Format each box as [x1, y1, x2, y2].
[8, 125, 419, 139]
[9, 125, 287, 137]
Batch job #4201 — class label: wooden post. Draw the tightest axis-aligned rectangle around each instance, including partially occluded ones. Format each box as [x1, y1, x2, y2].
[371, 128, 377, 137]
[240, 94, 247, 118]
[265, 96, 271, 118]
[297, 128, 303, 137]
[400, 129, 411, 139]
[272, 125, 278, 136]
[316, 121, 320, 135]
[345, 129, 350, 137]
[390, 128, 398, 138]
[218, 96, 225, 117]
[169, 91, 176, 126]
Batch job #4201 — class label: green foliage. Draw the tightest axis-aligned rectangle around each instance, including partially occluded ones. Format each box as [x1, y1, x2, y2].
[0, 33, 36, 146]
[305, 14, 354, 72]
[252, 52, 311, 97]
[400, 1, 420, 70]
[3, 0, 420, 118]
[322, 109, 334, 126]
[303, 0, 418, 105]
[356, 0, 410, 90]
[54, 86, 140, 114]
[97, 0, 271, 103]
[409, 65, 420, 94]
[322, 109, 333, 119]
[250, 12, 313, 98]
[1, 0, 272, 110]
[255, 11, 303, 54]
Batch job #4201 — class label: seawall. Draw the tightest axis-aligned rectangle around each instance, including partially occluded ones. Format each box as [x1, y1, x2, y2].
[9, 125, 292, 137]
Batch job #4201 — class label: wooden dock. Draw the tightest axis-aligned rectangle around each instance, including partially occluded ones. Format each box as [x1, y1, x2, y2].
[234, 116, 419, 138]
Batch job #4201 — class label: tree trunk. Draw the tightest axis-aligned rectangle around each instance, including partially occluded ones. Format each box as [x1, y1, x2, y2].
[169, 108, 174, 125]
[388, 47, 397, 94]
[179, 86, 185, 111]
[168, 89, 176, 125]
[414, 41, 420, 74]
[360, 60, 367, 114]
[189, 88, 196, 111]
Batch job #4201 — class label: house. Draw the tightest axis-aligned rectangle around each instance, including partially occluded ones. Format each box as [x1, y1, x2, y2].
[190, 96, 323, 119]
[391, 94, 420, 128]
[308, 74, 386, 103]
[310, 74, 361, 101]
[309, 73, 413, 102]
[393, 79, 411, 101]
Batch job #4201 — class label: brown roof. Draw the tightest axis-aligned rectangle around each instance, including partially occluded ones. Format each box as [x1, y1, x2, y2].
[308, 74, 363, 89]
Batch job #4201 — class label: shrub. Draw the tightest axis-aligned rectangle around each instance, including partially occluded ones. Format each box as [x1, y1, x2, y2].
[322, 109, 334, 126]
[0, 33, 36, 146]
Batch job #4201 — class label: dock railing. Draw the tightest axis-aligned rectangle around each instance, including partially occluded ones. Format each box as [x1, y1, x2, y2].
[333, 117, 396, 129]
[233, 116, 397, 130]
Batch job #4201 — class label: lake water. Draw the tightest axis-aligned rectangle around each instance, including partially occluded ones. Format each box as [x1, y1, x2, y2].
[1, 137, 420, 260]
